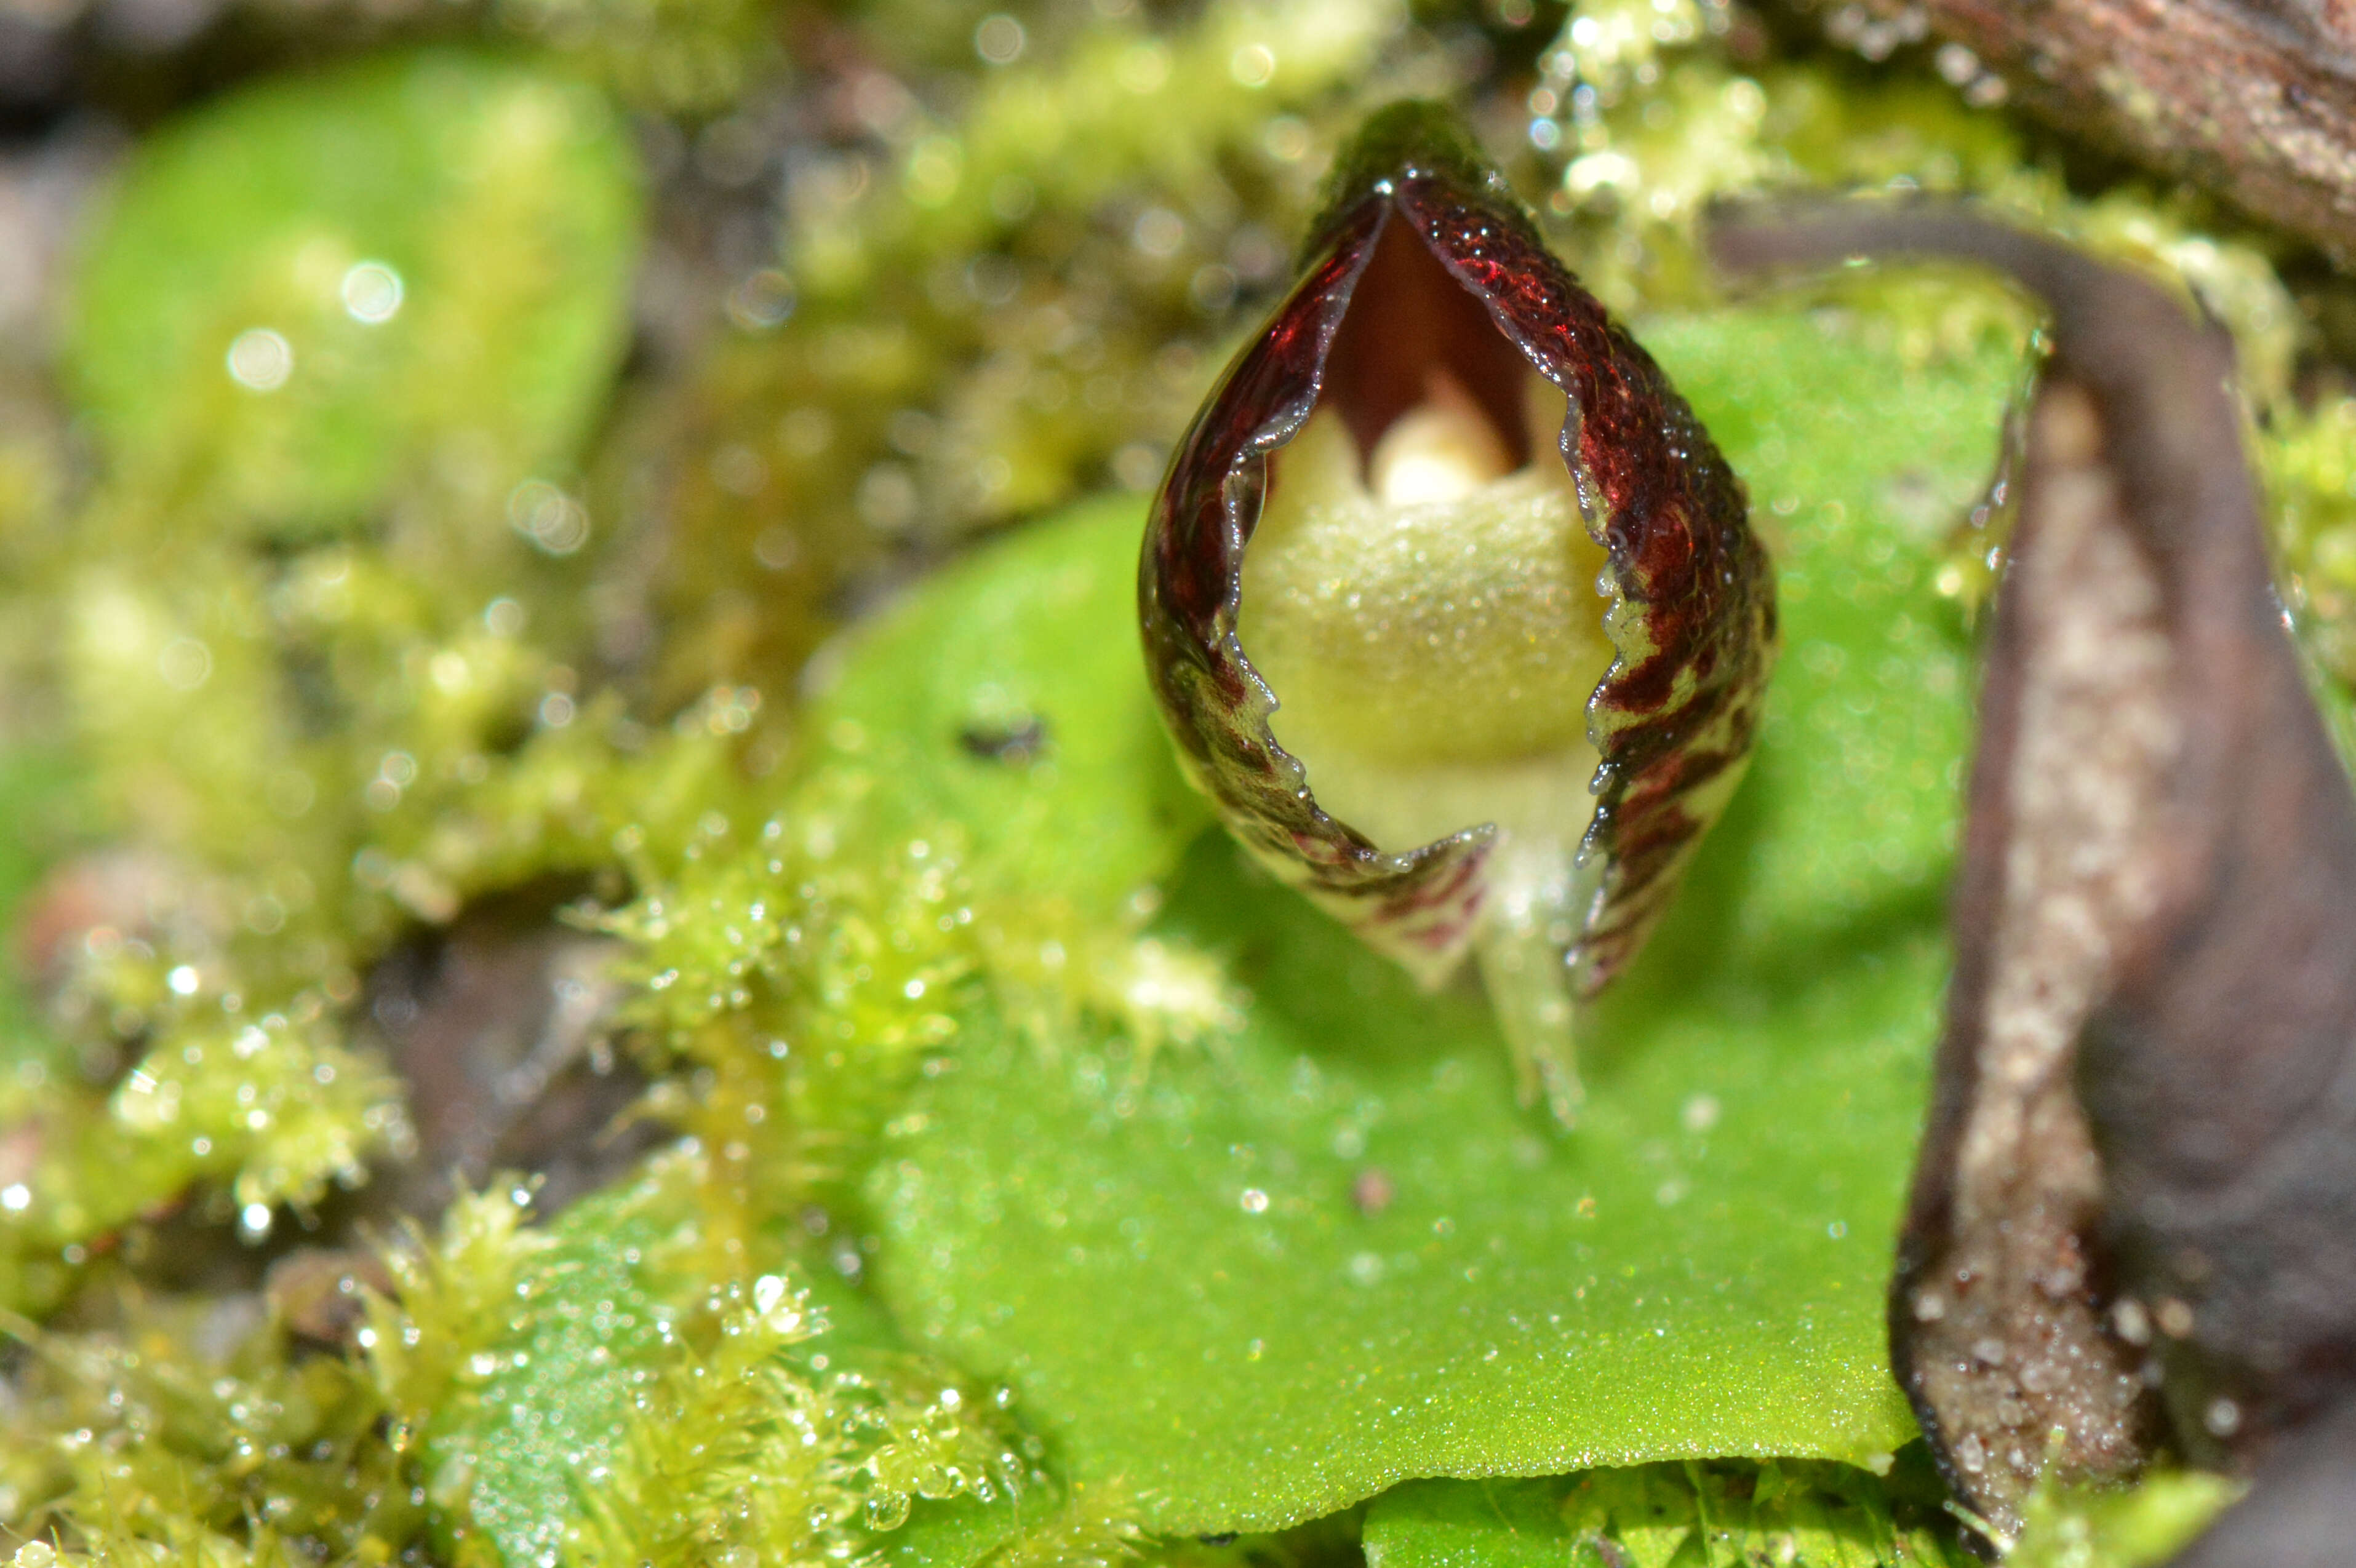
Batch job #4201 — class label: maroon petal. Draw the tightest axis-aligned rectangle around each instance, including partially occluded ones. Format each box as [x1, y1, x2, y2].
[1137, 101, 1773, 1091]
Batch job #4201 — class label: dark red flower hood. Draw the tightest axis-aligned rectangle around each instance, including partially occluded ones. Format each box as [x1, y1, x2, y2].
[1138, 101, 1775, 1116]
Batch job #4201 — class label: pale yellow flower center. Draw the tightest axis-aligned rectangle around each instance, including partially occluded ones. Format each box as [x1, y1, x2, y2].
[1237, 368, 1618, 1121]
[1237, 372, 1614, 858]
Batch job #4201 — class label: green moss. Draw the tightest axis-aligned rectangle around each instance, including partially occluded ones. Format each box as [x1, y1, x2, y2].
[1360, 1459, 1972, 1567]
[0, 49, 686, 1309]
[68, 51, 640, 541]
[1, 1284, 415, 1564]
[601, 499, 1229, 1235]
[495, 0, 780, 114]
[407, 1156, 1124, 1568]
[618, 0, 1397, 707]
[2007, 1472, 2244, 1568]
[2264, 392, 2356, 701]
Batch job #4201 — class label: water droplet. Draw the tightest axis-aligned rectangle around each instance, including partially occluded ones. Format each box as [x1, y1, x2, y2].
[508, 480, 590, 555]
[340, 261, 404, 324]
[157, 637, 212, 691]
[973, 12, 1024, 63]
[226, 328, 292, 391]
[2112, 1297, 2152, 1345]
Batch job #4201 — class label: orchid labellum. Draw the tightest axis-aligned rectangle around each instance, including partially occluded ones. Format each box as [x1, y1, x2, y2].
[1138, 102, 1776, 1121]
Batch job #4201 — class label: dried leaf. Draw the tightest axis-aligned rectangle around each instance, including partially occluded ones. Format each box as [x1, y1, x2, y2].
[1714, 200, 2356, 1561]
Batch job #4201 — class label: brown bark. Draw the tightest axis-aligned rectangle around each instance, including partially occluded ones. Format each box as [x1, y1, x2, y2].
[1831, 0, 2356, 262]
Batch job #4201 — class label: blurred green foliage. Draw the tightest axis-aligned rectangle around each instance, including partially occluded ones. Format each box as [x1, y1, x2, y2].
[69, 52, 639, 538]
[0, 50, 663, 1318]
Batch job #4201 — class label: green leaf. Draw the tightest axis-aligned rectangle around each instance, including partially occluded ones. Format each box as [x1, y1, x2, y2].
[1363, 1478, 1572, 1567]
[869, 883, 1932, 1535]
[1361, 1459, 1976, 1567]
[442, 1174, 679, 1568]
[879, 1495, 1026, 1568]
[804, 490, 1215, 913]
[851, 305, 2025, 1534]
[66, 49, 640, 534]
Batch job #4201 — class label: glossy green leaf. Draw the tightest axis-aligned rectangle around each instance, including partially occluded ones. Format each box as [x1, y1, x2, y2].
[67, 50, 640, 533]
[804, 491, 1215, 913]
[853, 306, 2025, 1533]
